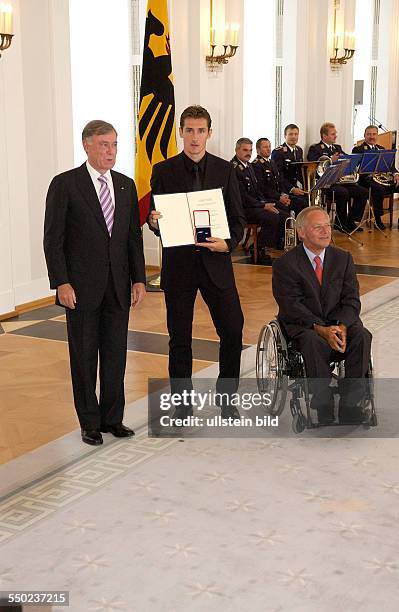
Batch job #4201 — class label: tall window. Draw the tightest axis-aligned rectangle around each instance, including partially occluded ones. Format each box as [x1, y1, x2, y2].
[243, 0, 276, 147]
[353, 0, 374, 142]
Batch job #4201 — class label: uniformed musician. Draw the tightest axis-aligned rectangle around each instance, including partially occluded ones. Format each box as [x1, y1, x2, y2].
[271, 123, 308, 212]
[253, 137, 307, 217]
[307, 122, 368, 232]
[352, 125, 399, 230]
[231, 138, 285, 263]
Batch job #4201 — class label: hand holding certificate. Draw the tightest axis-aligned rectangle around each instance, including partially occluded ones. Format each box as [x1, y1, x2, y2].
[153, 188, 231, 249]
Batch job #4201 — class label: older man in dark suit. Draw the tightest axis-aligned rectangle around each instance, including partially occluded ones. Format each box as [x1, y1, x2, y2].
[44, 120, 146, 445]
[272, 207, 372, 424]
[149, 105, 246, 419]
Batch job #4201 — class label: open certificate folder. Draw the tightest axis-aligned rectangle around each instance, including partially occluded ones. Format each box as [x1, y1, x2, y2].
[153, 188, 231, 248]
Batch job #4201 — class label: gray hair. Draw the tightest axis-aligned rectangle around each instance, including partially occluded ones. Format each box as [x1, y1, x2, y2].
[296, 207, 330, 231]
[82, 120, 117, 141]
[235, 137, 253, 148]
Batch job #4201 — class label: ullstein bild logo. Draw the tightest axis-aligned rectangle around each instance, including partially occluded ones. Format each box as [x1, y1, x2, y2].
[158, 413, 279, 428]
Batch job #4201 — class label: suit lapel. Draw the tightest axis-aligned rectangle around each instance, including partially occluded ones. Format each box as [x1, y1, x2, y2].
[76, 164, 109, 236]
[110, 170, 125, 238]
[202, 154, 212, 191]
[299, 245, 322, 296]
[320, 246, 333, 299]
[177, 153, 191, 193]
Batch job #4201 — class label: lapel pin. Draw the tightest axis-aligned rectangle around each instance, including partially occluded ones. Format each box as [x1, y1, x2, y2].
[121, 186, 125, 190]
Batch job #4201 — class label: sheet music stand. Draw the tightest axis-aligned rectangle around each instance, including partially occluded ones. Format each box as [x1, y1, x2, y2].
[311, 160, 363, 246]
[355, 150, 396, 236]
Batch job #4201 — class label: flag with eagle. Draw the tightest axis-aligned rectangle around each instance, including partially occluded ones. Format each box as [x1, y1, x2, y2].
[135, 0, 178, 226]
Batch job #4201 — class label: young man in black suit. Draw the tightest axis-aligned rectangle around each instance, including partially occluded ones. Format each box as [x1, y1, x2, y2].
[272, 207, 372, 424]
[149, 105, 246, 419]
[352, 125, 399, 229]
[44, 120, 146, 445]
[307, 122, 368, 232]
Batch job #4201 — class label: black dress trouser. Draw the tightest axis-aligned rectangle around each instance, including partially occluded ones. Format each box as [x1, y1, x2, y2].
[65, 273, 130, 430]
[164, 254, 244, 396]
[292, 321, 372, 412]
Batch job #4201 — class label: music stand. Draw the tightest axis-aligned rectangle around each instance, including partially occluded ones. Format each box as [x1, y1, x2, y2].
[356, 150, 396, 236]
[311, 159, 363, 246]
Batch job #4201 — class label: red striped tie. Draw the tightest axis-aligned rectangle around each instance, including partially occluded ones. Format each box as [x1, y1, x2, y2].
[314, 255, 323, 285]
[98, 175, 114, 235]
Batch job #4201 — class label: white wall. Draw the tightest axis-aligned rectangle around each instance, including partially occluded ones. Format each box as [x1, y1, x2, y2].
[0, 0, 73, 315]
[69, 0, 134, 176]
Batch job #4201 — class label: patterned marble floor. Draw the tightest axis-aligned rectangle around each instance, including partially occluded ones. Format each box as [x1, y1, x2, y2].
[1, 280, 399, 611]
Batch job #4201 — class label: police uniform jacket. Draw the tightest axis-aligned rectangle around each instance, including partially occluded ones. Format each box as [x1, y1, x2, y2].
[307, 141, 345, 161]
[230, 155, 265, 209]
[252, 155, 281, 202]
[271, 144, 303, 193]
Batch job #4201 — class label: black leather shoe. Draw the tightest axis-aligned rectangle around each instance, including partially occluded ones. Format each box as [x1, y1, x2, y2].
[257, 247, 273, 265]
[101, 423, 135, 437]
[338, 410, 365, 425]
[317, 414, 335, 425]
[375, 219, 385, 230]
[81, 429, 103, 445]
[171, 405, 193, 421]
[221, 406, 241, 419]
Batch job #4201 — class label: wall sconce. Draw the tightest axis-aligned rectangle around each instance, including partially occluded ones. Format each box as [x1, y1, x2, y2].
[330, 32, 356, 68]
[0, 4, 14, 58]
[330, 1, 355, 69]
[205, 0, 239, 71]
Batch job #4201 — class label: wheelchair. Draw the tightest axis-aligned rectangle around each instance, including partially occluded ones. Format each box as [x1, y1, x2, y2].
[256, 319, 377, 433]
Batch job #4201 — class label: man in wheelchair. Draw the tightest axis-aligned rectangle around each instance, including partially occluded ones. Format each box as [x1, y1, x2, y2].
[272, 207, 372, 425]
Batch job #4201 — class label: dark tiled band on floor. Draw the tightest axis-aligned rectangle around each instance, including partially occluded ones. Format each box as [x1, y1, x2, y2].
[7, 319, 246, 362]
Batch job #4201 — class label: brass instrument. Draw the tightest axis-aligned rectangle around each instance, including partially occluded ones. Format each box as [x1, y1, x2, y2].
[373, 172, 395, 186]
[284, 211, 296, 251]
[316, 155, 331, 177]
[299, 161, 319, 206]
[317, 154, 359, 183]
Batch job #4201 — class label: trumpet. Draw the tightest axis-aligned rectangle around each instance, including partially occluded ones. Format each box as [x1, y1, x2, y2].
[284, 211, 296, 252]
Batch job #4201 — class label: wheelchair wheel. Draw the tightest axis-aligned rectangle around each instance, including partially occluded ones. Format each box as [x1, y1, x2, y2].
[364, 354, 378, 427]
[256, 321, 288, 416]
[292, 413, 307, 434]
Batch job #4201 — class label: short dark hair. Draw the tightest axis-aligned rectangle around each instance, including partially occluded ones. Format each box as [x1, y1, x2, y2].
[320, 122, 335, 138]
[256, 137, 270, 150]
[284, 123, 299, 135]
[180, 105, 212, 129]
[364, 125, 379, 134]
[82, 120, 117, 140]
[235, 137, 253, 148]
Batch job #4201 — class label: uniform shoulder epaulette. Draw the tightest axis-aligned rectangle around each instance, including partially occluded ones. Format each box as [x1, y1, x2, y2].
[275, 145, 283, 150]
